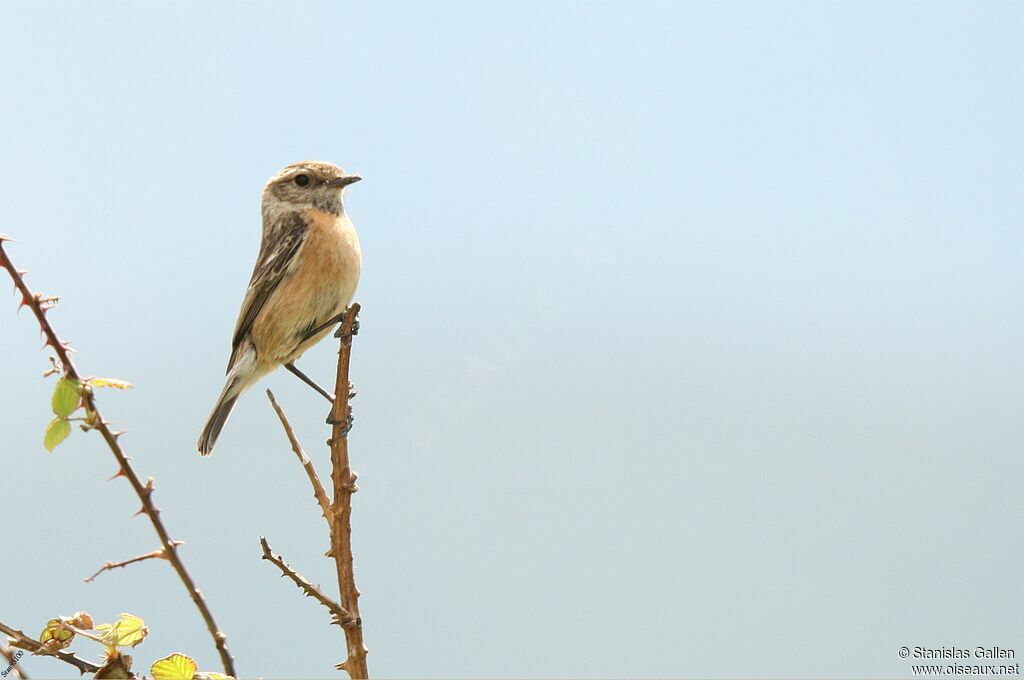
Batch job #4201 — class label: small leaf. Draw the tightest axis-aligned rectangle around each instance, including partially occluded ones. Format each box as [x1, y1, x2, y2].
[44, 418, 71, 451]
[39, 618, 74, 648]
[95, 613, 148, 648]
[196, 673, 232, 680]
[51, 378, 81, 417]
[151, 653, 198, 680]
[89, 378, 134, 390]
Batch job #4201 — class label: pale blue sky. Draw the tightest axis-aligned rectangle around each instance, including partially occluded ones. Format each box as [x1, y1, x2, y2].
[2, 2, 1022, 678]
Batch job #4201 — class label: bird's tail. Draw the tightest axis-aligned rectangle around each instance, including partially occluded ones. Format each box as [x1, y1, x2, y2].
[198, 347, 256, 456]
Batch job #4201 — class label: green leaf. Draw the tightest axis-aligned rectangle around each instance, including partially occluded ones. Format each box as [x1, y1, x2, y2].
[44, 418, 71, 451]
[89, 378, 133, 390]
[95, 613, 148, 648]
[39, 618, 75, 648]
[151, 653, 197, 680]
[51, 378, 81, 417]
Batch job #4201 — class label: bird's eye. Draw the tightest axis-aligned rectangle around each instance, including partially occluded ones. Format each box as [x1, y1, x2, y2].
[294, 174, 310, 187]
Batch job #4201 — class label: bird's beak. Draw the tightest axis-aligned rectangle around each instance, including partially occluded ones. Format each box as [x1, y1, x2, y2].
[329, 174, 362, 188]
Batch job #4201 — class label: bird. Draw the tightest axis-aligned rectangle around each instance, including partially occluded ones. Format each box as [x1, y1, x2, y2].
[197, 160, 362, 456]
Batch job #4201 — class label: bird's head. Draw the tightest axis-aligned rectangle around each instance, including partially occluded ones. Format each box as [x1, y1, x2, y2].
[262, 161, 361, 216]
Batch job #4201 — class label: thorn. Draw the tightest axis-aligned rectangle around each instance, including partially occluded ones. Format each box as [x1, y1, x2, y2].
[133, 506, 146, 517]
[111, 430, 128, 440]
[108, 467, 127, 480]
[0, 233, 13, 242]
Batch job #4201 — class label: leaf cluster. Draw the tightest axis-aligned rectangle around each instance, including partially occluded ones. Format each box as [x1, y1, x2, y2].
[44, 377, 132, 451]
[28, 612, 230, 680]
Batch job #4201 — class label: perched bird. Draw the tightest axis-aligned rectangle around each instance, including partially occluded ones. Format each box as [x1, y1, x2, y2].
[198, 161, 362, 456]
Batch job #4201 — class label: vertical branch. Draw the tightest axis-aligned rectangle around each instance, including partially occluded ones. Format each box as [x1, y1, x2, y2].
[0, 237, 236, 677]
[328, 303, 369, 678]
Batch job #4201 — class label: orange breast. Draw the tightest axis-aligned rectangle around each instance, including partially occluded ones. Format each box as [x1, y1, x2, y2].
[252, 209, 361, 366]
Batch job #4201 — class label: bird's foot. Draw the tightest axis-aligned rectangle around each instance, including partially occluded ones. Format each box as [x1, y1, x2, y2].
[334, 316, 359, 338]
[326, 409, 354, 435]
[302, 308, 354, 342]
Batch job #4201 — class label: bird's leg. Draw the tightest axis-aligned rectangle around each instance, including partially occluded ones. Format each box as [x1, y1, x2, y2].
[300, 309, 359, 341]
[284, 362, 334, 403]
[302, 311, 348, 342]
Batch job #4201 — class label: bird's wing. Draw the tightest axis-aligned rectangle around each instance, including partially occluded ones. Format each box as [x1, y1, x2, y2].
[226, 215, 309, 372]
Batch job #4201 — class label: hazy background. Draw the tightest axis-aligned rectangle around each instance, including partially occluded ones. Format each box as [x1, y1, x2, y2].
[2, 2, 1022, 678]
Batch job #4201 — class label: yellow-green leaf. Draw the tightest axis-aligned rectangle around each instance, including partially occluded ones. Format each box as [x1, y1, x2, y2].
[51, 378, 81, 417]
[151, 653, 197, 680]
[89, 378, 133, 390]
[44, 418, 71, 451]
[39, 618, 74, 648]
[95, 613, 148, 648]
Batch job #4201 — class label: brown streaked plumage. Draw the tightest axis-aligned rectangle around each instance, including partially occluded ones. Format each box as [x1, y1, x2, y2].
[198, 161, 362, 456]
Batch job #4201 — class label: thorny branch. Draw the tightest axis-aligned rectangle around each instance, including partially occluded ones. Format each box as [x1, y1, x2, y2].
[0, 235, 236, 677]
[259, 537, 356, 627]
[83, 541, 184, 583]
[0, 620, 100, 676]
[327, 304, 368, 678]
[263, 303, 368, 678]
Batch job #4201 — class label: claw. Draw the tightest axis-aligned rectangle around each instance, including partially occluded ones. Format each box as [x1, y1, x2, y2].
[333, 317, 360, 338]
[326, 411, 354, 435]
